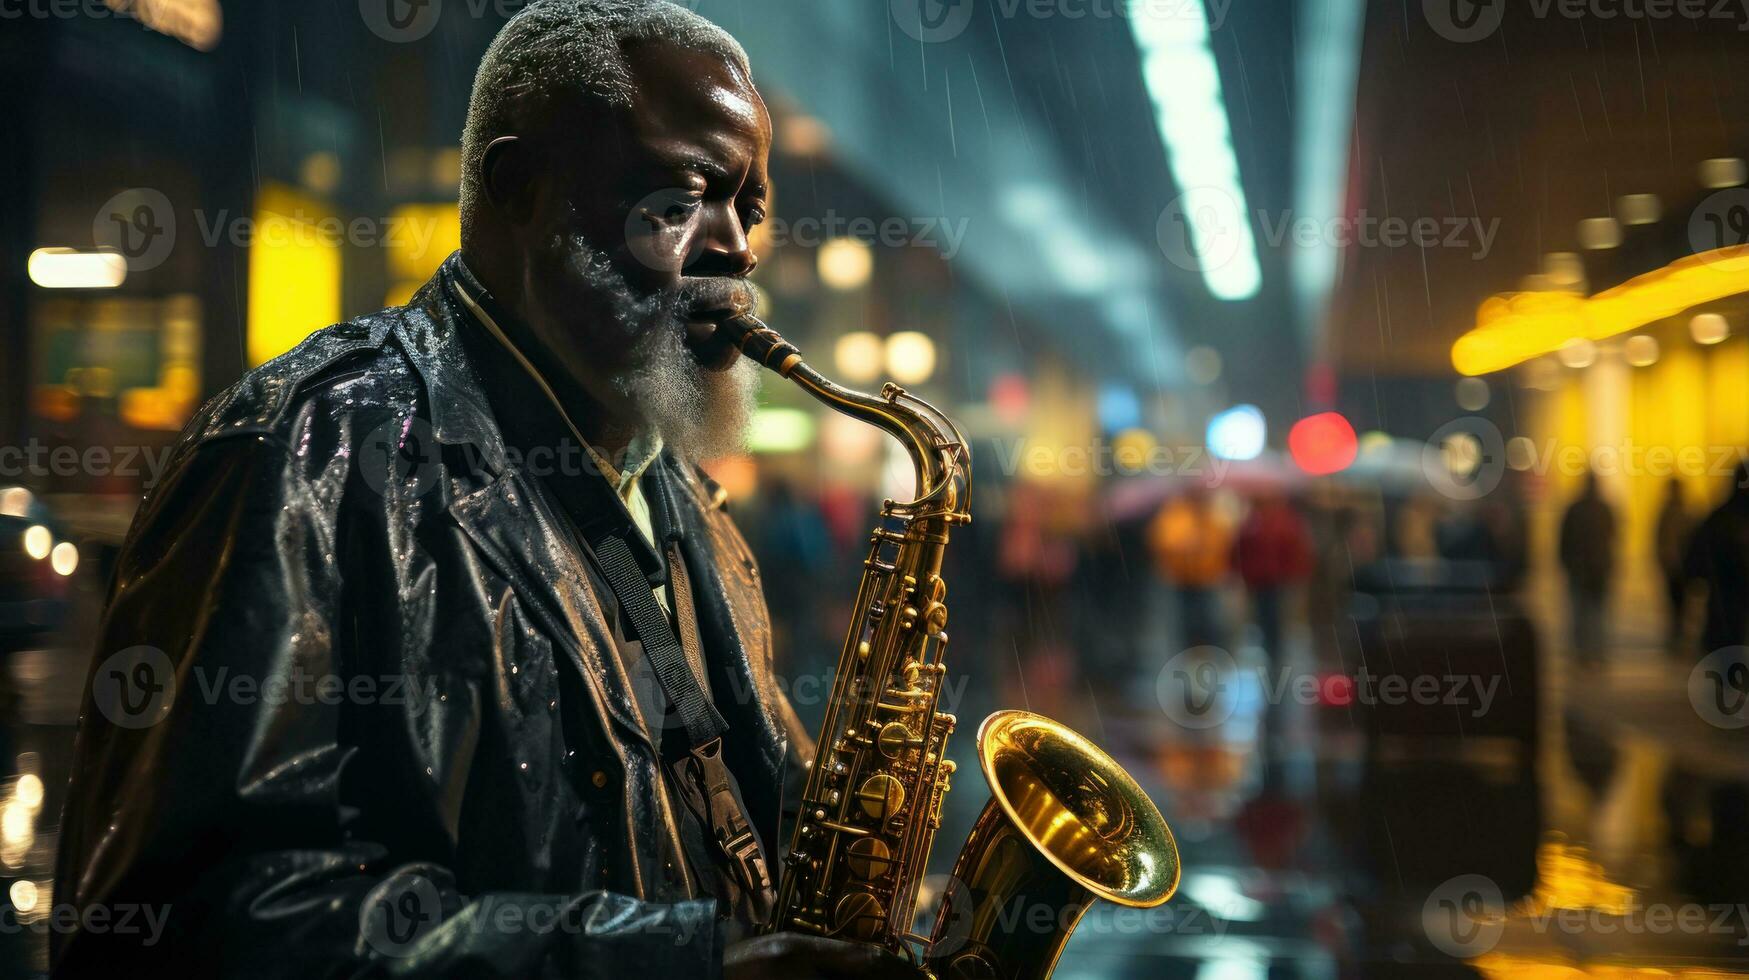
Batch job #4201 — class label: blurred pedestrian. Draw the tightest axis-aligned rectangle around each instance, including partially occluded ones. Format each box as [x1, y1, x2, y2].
[1148, 488, 1233, 651]
[1234, 492, 1312, 667]
[1656, 478, 1694, 652]
[1683, 462, 1749, 659]
[1558, 471, 1616, 664]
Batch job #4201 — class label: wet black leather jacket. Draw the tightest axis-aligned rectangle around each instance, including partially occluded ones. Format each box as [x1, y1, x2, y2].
[52, 258, 812, 979]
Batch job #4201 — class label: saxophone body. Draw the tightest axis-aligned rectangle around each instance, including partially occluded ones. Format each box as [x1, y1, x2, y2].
[719, 315, 1180, 979]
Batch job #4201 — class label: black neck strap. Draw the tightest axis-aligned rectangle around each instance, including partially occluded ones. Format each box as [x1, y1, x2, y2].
[591, 534, 728, 752]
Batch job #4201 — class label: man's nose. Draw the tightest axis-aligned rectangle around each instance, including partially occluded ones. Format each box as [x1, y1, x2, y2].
[691, 205, 758, 277]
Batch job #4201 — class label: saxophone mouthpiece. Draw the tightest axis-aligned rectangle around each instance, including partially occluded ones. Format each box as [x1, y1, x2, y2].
[720, 313, 805, 377]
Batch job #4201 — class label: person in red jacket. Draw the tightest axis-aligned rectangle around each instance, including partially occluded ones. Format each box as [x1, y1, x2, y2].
[1234, 492, 1314, 668]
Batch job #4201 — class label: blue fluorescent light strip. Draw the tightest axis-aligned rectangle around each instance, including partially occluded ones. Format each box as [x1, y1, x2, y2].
[1131, 3, 1261, 301]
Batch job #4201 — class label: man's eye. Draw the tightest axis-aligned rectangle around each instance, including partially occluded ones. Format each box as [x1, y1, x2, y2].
[745, 207, 768, 228]
[643, 196, 703, 224]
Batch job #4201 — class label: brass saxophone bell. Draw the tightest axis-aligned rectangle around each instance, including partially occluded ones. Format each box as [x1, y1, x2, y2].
[924, 711, 1180, 980]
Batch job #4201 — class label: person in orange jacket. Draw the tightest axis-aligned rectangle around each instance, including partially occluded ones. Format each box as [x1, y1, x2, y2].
[1149, 488, 1234, 651]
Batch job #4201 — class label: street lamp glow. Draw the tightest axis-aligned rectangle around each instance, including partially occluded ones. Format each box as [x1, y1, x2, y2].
[1691, 313, 1730, 345]
[51, 542, 79, 577]
[833, 331, 885, 383]
[885, 332, 937, 385]
[8, 879, 37, 914]
[1557, 338, 1597, 369]
[1624, 335, 1660, 367]
[22, 526, 51, 561]
[1207, 405, 1266, 462]
[818, 237, 873, 291]
[0, 488, 30, 519]
[28, 248, 126, 289]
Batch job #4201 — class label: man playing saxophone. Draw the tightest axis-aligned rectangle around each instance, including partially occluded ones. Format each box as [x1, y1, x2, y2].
[52, 2, 917, 977]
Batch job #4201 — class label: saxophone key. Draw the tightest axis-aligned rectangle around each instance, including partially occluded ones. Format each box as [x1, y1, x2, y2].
[833, 893, 886, 942]
[856, 773, 905, 820]
[876, 721, 916, 758]
[846, 837, 894, 879]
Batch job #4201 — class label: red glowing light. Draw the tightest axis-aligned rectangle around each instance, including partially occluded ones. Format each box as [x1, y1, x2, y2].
[989, 374, 1031, 427]
[1289, 412, 1358, 476]
[1318, 673, 1355, 707]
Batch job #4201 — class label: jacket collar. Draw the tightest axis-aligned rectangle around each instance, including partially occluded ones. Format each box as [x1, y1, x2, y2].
[390, 254, 512, 473]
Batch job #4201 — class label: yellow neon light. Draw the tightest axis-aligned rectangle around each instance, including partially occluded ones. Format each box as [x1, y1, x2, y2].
[1452, 246, 1749, 376]
[246, 184, 343, 367]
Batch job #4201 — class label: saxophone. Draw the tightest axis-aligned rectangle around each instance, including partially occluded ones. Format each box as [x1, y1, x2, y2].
[718, 314, 1181, 980]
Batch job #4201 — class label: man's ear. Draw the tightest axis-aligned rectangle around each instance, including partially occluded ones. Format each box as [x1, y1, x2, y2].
[480, 136, 538, 224]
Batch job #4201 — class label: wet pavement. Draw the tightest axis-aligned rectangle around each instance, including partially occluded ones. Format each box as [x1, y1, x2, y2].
[3, 558, 1747, 978]
[1, 641, 91, 975]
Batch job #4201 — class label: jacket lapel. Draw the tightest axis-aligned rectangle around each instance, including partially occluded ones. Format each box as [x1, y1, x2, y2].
[660, 459, 790, 827]
[447, 460, 659, 754]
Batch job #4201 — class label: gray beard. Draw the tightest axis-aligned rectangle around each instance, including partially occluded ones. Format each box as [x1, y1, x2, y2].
[563, 236, 762, 464]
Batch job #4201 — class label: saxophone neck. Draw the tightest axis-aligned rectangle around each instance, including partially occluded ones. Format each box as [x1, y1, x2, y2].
[720, 315, 971, 522]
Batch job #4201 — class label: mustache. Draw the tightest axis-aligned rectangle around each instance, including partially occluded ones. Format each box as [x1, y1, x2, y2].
[556, 233, 757, 339]
[676, 275, 758, 320]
